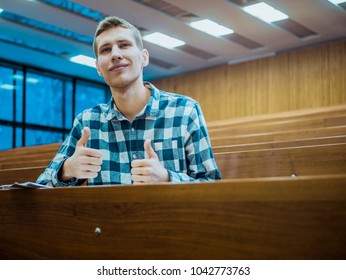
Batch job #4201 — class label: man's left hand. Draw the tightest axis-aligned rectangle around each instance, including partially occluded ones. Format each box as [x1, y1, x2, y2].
[131, 139, 169, 184]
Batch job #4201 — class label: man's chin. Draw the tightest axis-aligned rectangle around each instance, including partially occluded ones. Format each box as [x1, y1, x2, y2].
[107, 76, 142, 90]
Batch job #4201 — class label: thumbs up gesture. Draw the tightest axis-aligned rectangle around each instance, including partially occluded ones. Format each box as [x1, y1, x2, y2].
[131, 139, 169, 184]
[59, 127, 103, 182]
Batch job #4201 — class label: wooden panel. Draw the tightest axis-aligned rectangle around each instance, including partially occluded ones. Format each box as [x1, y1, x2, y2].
[215, 143, 346, 179]
[210, 126, 346, 146]
[207, 104, 346, 129]
[1, 159, 51, 170]
[0, 143, 60, 160]
[212, 135, 346, 153]
[208, 115, 346, 138]
[0, 176, 346, 260]
[0, 166, 46, 185]
[152, 40, 346, 121]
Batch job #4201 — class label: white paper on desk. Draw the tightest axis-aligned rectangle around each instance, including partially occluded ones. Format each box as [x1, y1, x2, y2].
[0, 182, 53, 189]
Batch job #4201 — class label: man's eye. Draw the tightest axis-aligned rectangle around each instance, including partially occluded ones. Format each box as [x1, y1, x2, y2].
[100, 47, 111, 53]
[120, 43, 130, 48]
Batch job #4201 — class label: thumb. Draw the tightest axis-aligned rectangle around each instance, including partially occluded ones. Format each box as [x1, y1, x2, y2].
[76, 127, 90, 147]
[144, 139, 158, 159]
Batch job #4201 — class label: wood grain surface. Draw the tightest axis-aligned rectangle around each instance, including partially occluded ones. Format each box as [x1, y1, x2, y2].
[1, 176, 345, 260]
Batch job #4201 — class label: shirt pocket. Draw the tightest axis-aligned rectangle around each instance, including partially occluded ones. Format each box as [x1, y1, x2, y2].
[153, 139, 183, 172]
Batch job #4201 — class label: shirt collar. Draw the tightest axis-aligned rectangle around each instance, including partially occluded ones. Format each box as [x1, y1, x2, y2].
[103, 82, 160, 122]
[143, 81, 160, 117]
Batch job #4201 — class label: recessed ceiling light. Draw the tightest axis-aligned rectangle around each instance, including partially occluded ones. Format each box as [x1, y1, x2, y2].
[243, 2, 289, 23]
[327, 0, 346, 4]
[143, 32, 185, 49]
[190, 19, 234, 37]
[70, 55, 96, 68]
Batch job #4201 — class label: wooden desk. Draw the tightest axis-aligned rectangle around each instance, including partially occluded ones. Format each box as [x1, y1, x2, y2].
[1, 176, 345, 260]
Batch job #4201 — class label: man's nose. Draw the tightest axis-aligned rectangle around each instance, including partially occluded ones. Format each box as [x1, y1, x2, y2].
[111, 47, 123, 61]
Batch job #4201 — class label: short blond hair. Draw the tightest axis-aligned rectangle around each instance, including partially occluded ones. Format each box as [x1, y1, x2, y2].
[93, 16, 143, 58]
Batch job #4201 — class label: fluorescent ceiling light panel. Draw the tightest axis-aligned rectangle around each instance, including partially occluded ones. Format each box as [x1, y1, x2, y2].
[190, 19, 234, 37]
[328, 0, 346, 4]
[70, 54, 96, 68]
[243, 2, 289, 23]
[143, 32, 185, 49]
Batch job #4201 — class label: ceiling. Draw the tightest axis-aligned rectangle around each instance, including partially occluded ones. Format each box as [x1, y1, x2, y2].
[0, 0, 345, 84]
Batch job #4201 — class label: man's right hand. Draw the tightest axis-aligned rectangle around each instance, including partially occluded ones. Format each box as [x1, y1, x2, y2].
[59, 127, 102, 182]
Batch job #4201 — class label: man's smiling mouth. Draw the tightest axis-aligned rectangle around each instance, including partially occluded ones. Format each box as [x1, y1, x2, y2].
[109, 63, 128, 71]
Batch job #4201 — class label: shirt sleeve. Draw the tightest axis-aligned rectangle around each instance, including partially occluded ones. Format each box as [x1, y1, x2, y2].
[36, 115, 86, 187]
[168, 102, 221, 183]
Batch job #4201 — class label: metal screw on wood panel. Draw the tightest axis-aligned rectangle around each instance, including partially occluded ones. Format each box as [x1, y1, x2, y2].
[95, 227, 101, 236]
[291, 173, 297, 180]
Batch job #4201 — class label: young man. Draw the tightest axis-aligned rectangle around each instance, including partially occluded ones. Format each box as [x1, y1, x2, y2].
[37, 16, 221, 186]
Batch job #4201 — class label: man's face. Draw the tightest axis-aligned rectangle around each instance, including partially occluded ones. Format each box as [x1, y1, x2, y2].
[95, 27, 148, 89]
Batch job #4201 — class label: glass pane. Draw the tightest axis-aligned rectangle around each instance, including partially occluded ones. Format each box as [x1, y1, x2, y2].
[0, 125, 13, 150]
[25, 129, 63, 146]
[14, 70, 24, 122]
[0, 66, 14, 121]
[64, 81, 73, 129]
[75, 82, 107, 116]
[15, 127, 23, 148]
[25, 72, 63, 128]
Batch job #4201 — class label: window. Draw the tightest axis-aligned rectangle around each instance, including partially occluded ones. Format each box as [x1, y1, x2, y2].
[15, 127, 23, 148]
[25, 129, 64, 146]
[0, 60, 109, 150]
[64, 81, 73, 129]
[25, 72, 65, 128]
[0, 125, 13, 150]
[0, 66, 15, 121]
[75, 81, 108, 116]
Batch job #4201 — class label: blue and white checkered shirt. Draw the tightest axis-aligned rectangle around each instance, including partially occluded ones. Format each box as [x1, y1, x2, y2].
[37, 82, 221, 186]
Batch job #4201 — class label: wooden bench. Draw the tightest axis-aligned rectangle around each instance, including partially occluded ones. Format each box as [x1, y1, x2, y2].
[0, 142, 60, 172]
[1, 159, 51, 170]
[212, 135, 346, 153]
[208, 114, 346, 138]
[207, 104, 346, 130]
[215, 143, 346, 179]
[210, 126, 346, 146]
[0, 166, 47, 186]
[0, 142, 60, 158]
[1, 175, 345, 259]
[0, 143, 60, 165]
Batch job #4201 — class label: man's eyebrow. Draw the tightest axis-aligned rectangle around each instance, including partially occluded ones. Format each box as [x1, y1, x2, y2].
[117, 39, 132, 44]
[98, 39, 132, 50]
[98, 42, 111, 50]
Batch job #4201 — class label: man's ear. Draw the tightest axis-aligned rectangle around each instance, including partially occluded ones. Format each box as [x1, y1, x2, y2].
[95, 60, 103, 76]
[142, 49, 149, 68]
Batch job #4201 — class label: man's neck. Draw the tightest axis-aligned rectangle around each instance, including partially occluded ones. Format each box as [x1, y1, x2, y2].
[111, 82, 150, 122]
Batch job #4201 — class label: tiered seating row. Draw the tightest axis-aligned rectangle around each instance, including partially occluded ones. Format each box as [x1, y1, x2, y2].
[207, 105, 346, 179]
[0, 143, 59, 185]
[0, 105, 345, 185]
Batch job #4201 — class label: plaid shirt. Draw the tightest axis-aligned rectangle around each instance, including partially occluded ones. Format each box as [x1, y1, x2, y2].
[37, 82, 221, 186]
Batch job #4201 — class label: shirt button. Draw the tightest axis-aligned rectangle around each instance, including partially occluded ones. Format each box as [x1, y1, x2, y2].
[132, 154, 137, 159]
[131, 127, 135, 132]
